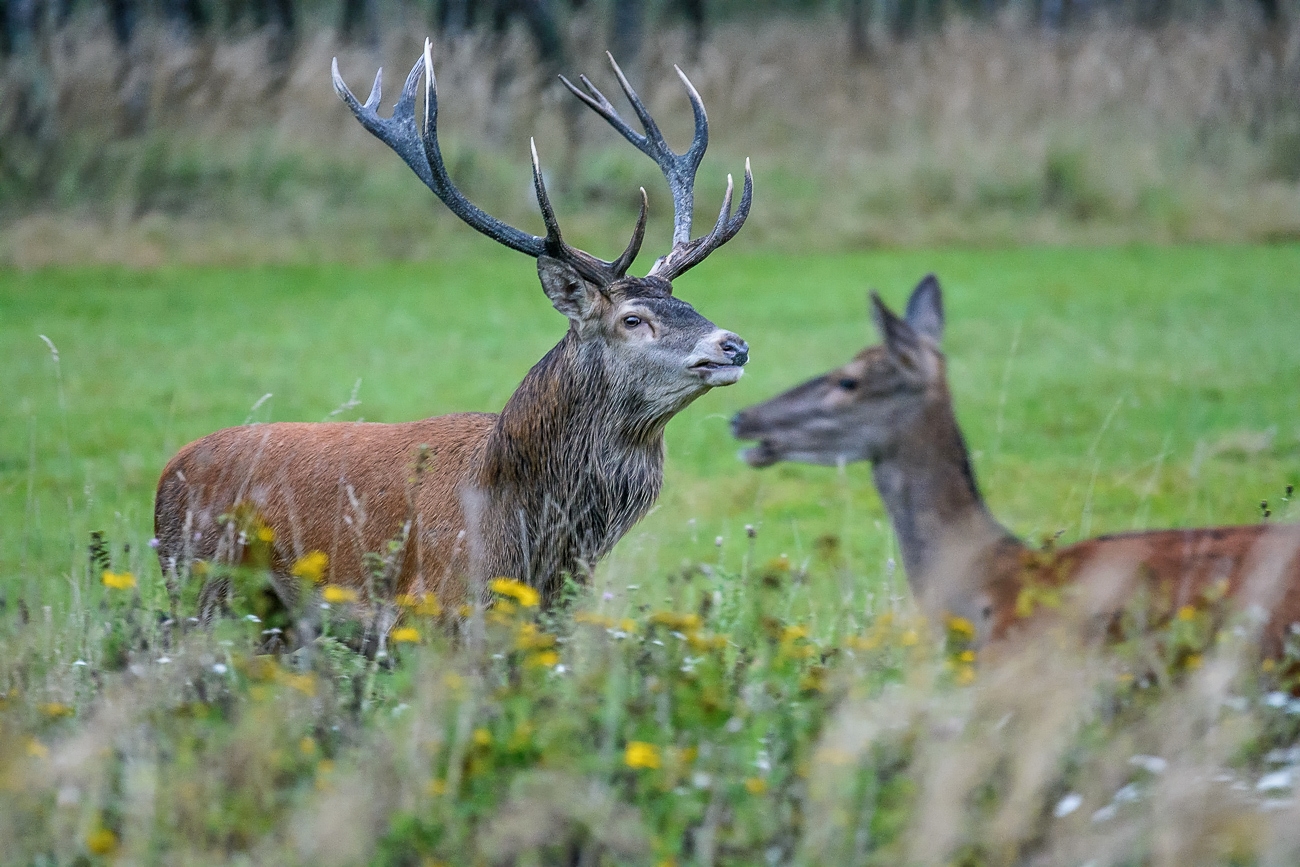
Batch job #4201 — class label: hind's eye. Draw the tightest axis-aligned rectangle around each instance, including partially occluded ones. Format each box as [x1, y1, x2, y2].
[623, 316, 643, 329]
[838, 378, 858, 390]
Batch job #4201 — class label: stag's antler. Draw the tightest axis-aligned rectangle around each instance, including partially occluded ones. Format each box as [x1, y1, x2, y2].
[560, 54, 752, 281]
[332, 40, 647, 284]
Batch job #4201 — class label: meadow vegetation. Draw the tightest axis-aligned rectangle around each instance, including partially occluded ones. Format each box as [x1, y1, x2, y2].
[3, 10, 1300, 266]
[2, 247, 1300, 863]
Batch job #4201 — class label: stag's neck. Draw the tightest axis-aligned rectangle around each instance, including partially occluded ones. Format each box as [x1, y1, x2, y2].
[476, 331, 667, 594]
[871, 395, 1016, 602]
[492, 331, 671, 457]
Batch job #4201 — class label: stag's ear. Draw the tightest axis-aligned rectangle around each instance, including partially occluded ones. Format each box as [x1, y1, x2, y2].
[904, 274, 944, 344]
[538, 256, 599, 321]
[871, 291, 937, 385]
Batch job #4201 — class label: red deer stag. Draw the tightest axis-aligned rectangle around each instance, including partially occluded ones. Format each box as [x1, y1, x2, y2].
[731, 275, 1300, 652]
[154, 43, 752, 615]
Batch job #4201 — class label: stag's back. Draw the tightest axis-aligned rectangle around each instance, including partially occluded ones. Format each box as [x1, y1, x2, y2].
[154, 413, 495, 601]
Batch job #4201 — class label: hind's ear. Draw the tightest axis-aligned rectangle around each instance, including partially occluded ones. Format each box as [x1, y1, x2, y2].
[904, 273, 944, 344]
[871, 291, 938, 385]
[538, 256, 599, 321]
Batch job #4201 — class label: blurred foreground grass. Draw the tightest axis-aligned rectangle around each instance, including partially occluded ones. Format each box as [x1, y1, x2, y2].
[2, 245, 1300, 864]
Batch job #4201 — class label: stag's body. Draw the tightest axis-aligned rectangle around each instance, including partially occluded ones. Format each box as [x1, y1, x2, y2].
[157, 328, 670, 603]
[155, 45, 753, 608]
[732, 275, 1300, 650]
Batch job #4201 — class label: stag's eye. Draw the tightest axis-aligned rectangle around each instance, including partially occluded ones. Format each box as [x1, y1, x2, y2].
[838, 378, 858, 391]
[622, 315, 643, 329]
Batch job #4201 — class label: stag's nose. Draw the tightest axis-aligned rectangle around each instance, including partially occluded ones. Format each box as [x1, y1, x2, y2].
[719, 334, 749, 367]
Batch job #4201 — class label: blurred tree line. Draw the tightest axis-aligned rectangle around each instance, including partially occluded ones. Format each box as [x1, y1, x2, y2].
[0, 0, 1287, 70]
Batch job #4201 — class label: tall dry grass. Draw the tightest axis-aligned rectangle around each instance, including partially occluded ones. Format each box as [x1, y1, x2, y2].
[9, 536, 1300, 864]
[2, 8, 1299, 266]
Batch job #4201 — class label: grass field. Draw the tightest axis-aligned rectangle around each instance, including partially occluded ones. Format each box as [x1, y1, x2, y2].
[3, 245, 1298, 607]
[2, 245, 1300, 864]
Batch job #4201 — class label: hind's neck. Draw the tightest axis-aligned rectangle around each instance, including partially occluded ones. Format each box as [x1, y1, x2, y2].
[871, 392, 1015, 603]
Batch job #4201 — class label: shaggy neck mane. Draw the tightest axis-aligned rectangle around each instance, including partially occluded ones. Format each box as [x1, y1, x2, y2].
[475, 329, 668, 596]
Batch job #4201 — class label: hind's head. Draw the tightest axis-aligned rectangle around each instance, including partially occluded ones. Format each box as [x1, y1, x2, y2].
[731, 274, 948, 468]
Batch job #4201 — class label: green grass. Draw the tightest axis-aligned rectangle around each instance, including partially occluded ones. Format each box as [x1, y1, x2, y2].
[3, 245, 1300, 865]
[3, 246, 1298, 612]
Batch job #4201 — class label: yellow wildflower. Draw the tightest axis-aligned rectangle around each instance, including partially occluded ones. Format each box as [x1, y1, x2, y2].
[762, 555, 791, 576]
[649, 611, 701, 632]
[25, 738, 48, 759]
[574, 611, 614, 628]
[781, 624, 808, 642]
[473, 728, 492, 746]
[619, 618, 637, 634]
[516, 623, 556, 651]
[799, 669, 826, 692]
[1185, 654, 1203, 670]
[946, 615, 976, 640]
[101, 570, 135, 591]
[1176, 605, 1197, 622]
[86, 828, 118, 856]
[290, 550, 329, 583]
[390, 627, 421, 644]
[396, 593, 442, 617]
[255, 523, 276, 543]
[847, 634, 882, 651]
[955, 665, 976, 686]
[1263, 659, 1277, 673]
[688, 632, 729, 652]
[489, 577, 540, 608]
[40, 702, 73, 718]
[299, 737, 317, 756]
[900, 629, 919, 647]
[744, 777, 768, 795]
[322, 584, 357, 604]
[278, 671, 317, 697]
[624, 741, 661, 769]
[427, 778, 448, 796]
[526, 650, 560, 668]
[1014, 588, 1035, 619]
[958, 650, 976, 663]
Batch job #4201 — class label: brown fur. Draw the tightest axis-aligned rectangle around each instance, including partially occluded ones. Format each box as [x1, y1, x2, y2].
[733, 274, 1300, 653]
[981, 525, 1300, 655]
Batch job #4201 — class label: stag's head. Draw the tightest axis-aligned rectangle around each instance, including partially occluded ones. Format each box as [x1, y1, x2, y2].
[334, 43, 750, 418]
[731, 275, 947, 468]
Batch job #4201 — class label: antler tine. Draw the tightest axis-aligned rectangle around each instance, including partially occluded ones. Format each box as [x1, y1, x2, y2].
[415, 39, 550, 257]
[558, 72, 648, 154]
[528, 138, 564, 251]
[648, 158, 752, 281]
[336, 40, 649, 280]
[611, 187, 649, 277]
[332, 56, 435, 189]
[671, 65, 709, 174]
[561, 54, 710, 249]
